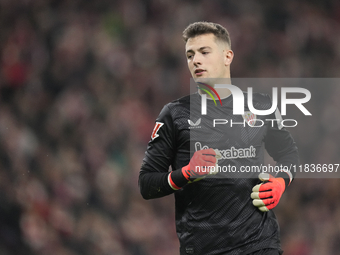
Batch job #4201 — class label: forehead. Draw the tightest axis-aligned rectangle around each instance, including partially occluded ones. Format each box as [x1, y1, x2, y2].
[185, 33, 218, 52]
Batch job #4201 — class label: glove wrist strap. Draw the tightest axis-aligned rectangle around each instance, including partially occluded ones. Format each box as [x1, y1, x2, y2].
[181, 164, 191, 180]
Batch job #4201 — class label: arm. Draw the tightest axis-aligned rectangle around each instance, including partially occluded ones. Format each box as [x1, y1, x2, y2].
[139, 104, 217, 200]
[252, 109, 299, 212]
[139, 104, 178, 200]
[139, 166, 188, 200]
[264, 109, 299, 187]
[140, 148, 217, 199]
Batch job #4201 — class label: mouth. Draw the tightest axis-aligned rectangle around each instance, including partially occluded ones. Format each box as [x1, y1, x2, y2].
[194, 69, 206, 76]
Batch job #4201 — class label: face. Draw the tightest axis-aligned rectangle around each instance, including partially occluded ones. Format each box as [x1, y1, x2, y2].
[185, 33, 233, 82]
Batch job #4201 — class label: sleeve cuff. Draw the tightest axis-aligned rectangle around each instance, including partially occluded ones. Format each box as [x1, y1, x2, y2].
[168, 168, 189, 190]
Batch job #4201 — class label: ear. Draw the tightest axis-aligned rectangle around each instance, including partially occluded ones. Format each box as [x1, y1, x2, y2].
[224, 49, 234, 66]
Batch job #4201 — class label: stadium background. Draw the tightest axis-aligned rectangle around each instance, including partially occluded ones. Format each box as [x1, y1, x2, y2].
[0, 0, 340, 254]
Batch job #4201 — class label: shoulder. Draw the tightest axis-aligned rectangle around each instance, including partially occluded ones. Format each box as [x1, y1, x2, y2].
[167, 94, 192, 108]
[162, 93, 196, 115]
[156, 94, 194, 122]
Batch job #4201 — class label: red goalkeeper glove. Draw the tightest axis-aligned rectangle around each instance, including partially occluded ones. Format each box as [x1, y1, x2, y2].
[168, 149, 221, 190]
[182, 148, 218, 180]
[251, 173, 286, 212]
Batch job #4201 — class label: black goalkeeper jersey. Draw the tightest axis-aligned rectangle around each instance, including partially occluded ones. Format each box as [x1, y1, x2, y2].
[139, 92, 298, 255]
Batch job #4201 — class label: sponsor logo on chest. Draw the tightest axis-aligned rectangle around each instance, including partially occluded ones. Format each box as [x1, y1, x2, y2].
[195, 142, 256, 159]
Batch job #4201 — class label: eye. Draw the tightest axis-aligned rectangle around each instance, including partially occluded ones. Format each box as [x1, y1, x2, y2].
[187, 55, 193, 60]
[202, 51, 209, 55]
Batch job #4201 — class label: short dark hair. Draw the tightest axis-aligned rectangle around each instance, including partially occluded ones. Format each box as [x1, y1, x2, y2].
[183, 21, 231, 48]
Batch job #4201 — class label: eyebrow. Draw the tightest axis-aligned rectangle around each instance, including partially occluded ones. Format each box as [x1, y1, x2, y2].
[186, 46, 212, 54]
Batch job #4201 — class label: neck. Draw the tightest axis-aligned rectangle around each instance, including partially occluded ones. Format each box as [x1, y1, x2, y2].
[197, 78, 232, 99]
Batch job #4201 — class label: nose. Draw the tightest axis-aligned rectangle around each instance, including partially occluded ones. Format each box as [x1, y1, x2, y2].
[192, 54, 202, 66]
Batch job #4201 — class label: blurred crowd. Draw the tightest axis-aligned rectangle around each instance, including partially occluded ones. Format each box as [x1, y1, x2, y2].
[0, 0, 340, 254]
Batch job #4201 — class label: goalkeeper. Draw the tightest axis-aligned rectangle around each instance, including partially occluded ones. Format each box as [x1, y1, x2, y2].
[139, 21, 298, 255]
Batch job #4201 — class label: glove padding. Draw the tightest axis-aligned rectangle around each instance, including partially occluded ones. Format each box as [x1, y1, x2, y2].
[251, 173, 286, 212]
[182, 148, 220, 180]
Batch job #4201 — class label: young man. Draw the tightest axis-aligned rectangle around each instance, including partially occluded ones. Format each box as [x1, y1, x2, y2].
[139, 22, 298, 255]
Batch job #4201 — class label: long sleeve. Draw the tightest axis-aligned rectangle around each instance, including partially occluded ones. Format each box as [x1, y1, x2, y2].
[264, 109, 299, 187]
[139, 104, 188, 199]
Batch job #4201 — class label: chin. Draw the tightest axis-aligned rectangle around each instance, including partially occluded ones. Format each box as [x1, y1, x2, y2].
[194, 76, 208, 82]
